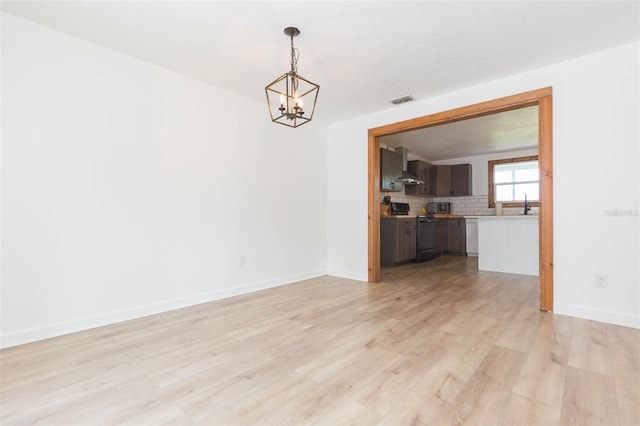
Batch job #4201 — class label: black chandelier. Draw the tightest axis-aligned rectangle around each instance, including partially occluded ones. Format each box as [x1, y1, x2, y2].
[265, 27, 319, 128]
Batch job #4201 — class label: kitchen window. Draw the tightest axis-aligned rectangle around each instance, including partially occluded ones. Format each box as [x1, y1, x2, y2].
[488, 155, 539, 207]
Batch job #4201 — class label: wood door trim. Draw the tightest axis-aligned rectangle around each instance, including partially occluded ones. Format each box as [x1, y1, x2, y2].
[367, 87, 554, 311]
[538, 94, 553, 311]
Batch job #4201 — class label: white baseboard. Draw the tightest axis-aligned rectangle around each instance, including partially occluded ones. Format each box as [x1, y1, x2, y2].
[1, 269, 326, 349]
[554, 302, 640, 329]
[326, 269, 368, 282]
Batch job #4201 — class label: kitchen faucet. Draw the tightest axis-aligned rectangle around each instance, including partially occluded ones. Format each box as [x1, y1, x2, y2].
[524, 194, 531, 215]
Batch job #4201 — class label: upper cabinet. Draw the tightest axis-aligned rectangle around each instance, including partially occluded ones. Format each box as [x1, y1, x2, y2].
[404, 160, 432, 196]
[388, 151, 472, 197]
[430, 164, 472, 196]
[380, 148, 403, 192]
[451, 164, 472, 196]
[433, 165, 452, 196]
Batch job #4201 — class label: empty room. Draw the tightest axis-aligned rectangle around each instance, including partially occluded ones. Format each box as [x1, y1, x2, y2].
[1, 1, 639, 425]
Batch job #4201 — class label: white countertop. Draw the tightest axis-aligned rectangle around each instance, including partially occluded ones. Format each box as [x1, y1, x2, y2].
[468, 215, 538, 219]
[382, 214, 538, 220]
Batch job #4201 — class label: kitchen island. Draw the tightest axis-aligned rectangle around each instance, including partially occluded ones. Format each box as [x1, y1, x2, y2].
[477, 215, 539, 276]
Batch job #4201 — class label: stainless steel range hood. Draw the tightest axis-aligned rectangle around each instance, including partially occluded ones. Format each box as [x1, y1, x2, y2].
[394, 147, 424, 185]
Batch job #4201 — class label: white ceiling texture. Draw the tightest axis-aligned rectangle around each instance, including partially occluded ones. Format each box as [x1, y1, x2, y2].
[381, 105, 539, 162]
[2, 1, 639, 159]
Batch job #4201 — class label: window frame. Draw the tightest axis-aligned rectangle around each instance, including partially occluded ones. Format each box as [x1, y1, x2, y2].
[488, 155, 540, 208]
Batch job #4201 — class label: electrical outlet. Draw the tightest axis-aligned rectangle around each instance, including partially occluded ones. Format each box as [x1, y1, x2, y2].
[239, 256, 246, 268]
[594, 273, 607, 288]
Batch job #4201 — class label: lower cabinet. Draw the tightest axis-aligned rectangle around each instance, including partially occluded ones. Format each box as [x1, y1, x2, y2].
[446, 218, 467, 255]
[434, 219, 447, 256]
[434, 218, 466, 257]
[381, 217, 466, 267]
[381, 218, 417, 267]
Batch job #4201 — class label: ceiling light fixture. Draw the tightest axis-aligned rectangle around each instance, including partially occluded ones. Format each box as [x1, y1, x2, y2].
[265, 27, 319, 128]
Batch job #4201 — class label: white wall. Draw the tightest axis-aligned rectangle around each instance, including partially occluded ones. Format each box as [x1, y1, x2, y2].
[327, 42, 639, 328]
[1, 13, 328, 347]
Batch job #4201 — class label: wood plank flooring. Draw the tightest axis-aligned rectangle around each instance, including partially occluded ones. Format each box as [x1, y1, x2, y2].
[1, 256, 639, 425]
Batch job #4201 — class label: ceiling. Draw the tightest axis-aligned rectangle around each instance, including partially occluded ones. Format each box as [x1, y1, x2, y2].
[381, 105, 538, 161]
[2, 1, 638, 126]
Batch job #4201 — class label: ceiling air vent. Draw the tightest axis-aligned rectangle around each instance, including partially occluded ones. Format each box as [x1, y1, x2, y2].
[390, 95, 415, 105]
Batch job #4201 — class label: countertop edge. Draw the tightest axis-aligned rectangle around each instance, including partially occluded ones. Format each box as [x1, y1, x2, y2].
[380, 214, 538, 220]
[474, 215, 538, 219]
[381, 215, 418, 219]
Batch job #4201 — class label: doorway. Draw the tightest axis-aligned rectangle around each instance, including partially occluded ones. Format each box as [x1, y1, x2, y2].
[367, 88, 553, 311]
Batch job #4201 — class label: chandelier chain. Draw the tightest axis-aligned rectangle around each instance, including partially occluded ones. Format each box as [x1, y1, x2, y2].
[290, 34, 299, 74]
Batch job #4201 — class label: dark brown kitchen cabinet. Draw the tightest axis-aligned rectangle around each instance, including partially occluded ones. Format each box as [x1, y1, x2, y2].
[430, 164, 472, 196]
[404, 160, 432, 196]
[433, 165, 452, 197]
[451, 164, 472, 196]
[433, 218, 466, 257]
[381, 218, 416, 267]
[446, 218, 466, 255]
[380, 148, 403, 192]
[434, 219, 447, 256]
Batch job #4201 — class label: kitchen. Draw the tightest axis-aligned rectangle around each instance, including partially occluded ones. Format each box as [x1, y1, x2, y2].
[378, 105, 540, 277]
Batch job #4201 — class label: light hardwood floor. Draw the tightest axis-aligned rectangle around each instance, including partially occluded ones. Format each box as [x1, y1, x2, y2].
[1, 256, 639, 425]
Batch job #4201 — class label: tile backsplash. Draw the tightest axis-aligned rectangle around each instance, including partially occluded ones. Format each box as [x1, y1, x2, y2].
[382, 192, 539, 216]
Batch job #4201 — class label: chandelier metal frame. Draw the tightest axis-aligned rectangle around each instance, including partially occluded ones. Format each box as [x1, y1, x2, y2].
[265, 27, 319, 128]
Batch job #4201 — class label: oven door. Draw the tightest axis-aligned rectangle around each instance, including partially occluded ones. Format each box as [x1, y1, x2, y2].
[416, 217, 435, 261]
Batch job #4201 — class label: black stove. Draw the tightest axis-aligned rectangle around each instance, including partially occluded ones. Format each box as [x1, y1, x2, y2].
[416, 216, 435, 262]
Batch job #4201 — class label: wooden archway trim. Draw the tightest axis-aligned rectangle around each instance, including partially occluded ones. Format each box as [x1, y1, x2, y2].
[367, 87, 554, 311]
